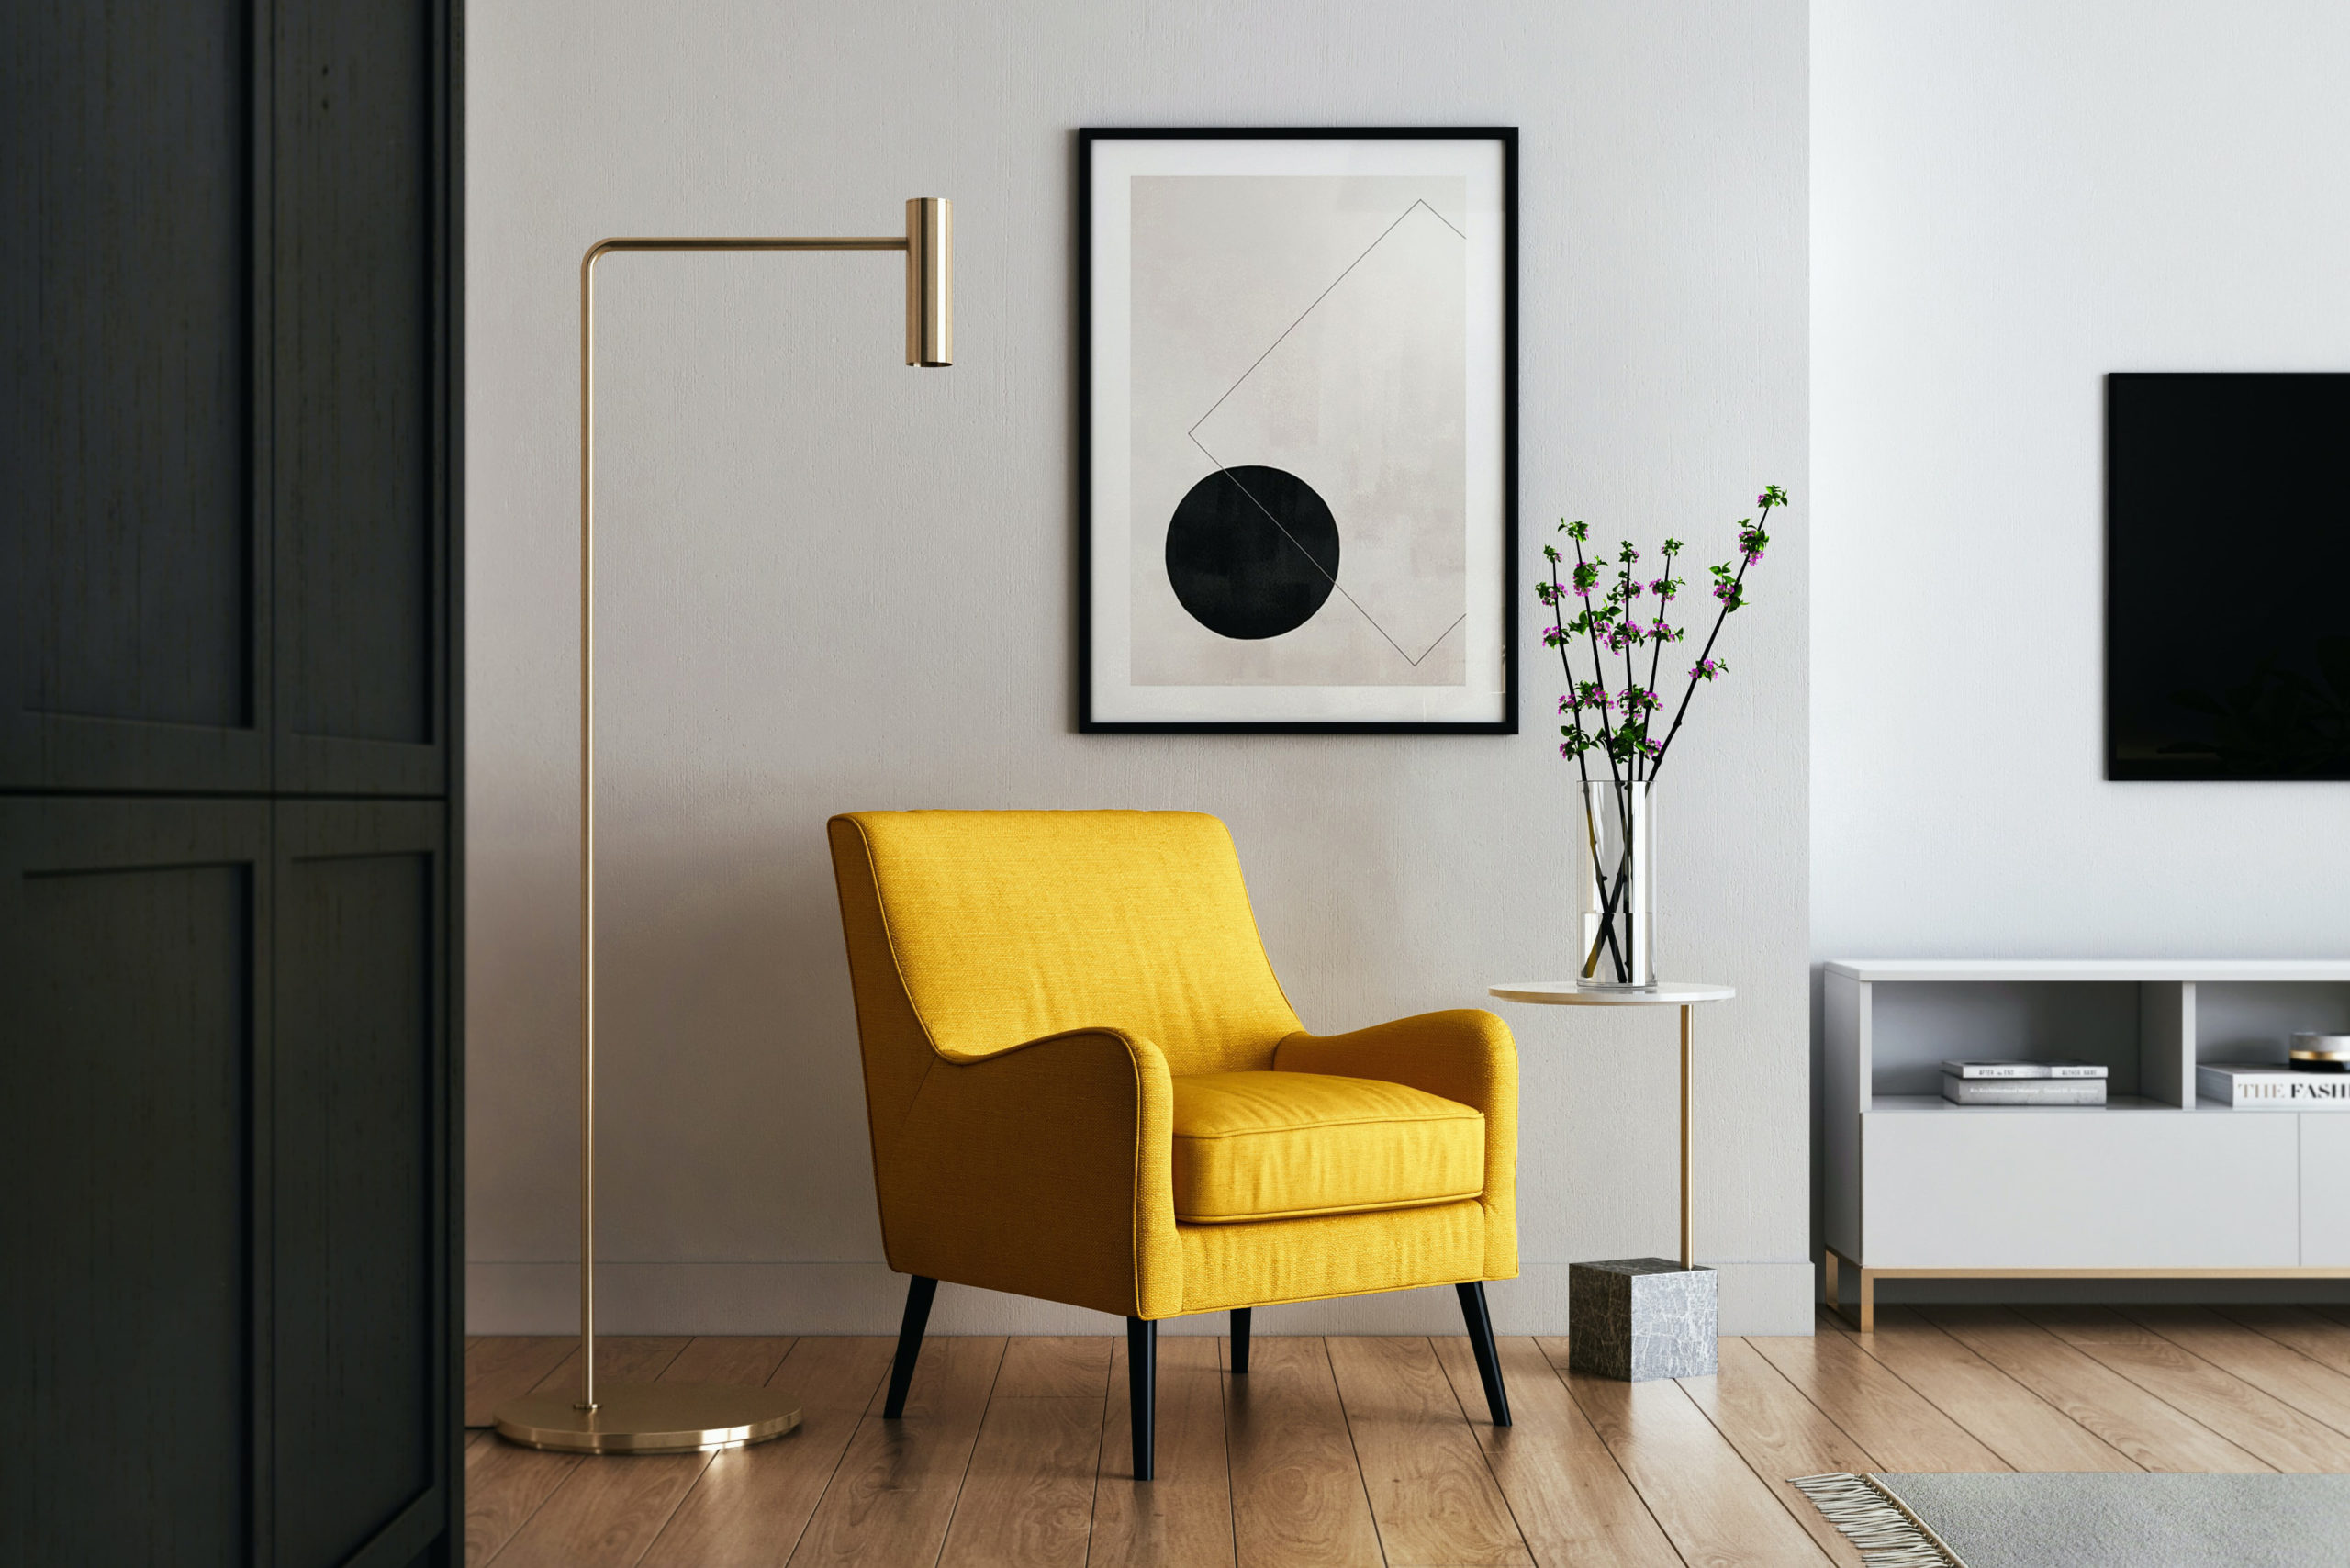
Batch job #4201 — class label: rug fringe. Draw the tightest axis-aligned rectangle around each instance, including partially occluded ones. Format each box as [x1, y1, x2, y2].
[1790, 1473, 1966, 1568]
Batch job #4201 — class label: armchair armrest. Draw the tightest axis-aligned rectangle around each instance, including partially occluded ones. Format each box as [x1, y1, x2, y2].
[1274, 1009, 1516, 1119]
[1274, 1009, 1518, 1278]
[877, 1026, 1183, 1319]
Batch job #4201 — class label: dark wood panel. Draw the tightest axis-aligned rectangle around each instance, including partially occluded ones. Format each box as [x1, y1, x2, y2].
[3, 1, 461, 1562]
[272, 0, 448, 794]
[0, 800, 270, 1566]
[274, 801, 450, 1568]
[0, 0, 268, 792]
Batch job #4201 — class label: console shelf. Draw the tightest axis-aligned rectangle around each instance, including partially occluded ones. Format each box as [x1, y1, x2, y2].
[1822, 958, 2350, 1329]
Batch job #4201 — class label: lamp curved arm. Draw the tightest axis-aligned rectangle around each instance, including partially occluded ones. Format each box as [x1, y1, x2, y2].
[572, 201, 952, 1409]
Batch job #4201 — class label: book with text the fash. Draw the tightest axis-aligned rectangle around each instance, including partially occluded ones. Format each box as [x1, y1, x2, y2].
[2198, 1063, 2350, 1110]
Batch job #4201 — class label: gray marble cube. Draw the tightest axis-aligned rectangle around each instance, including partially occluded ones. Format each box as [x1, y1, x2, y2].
[1567, 1258, 1718, 1381]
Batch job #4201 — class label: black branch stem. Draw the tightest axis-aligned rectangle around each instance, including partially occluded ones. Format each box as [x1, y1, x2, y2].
[1642, 544, 1675, 771]
[1648, 503, 1775, 783]
[1571, 537, 1638, 980]
[1548, 550, 1628, 981]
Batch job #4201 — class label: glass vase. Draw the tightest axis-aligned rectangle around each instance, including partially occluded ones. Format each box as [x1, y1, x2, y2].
[1573, 778, 1654, 991]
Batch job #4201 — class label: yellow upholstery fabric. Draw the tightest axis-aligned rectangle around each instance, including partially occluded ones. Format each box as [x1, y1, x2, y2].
[1170, 1071, 1483, 1223]
[1180, 1199, 1488, 1315]
[827, 809, 1518, 1321]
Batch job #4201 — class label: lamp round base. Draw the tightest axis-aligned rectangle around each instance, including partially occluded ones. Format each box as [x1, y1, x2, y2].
[493, 1382, 801, 1454]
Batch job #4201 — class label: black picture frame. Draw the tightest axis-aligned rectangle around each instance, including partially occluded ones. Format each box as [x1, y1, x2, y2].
[1077, 126, 1519, 734]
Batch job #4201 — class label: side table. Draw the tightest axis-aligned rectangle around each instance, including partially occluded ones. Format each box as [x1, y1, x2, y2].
[1489, 980, 1735, 1380]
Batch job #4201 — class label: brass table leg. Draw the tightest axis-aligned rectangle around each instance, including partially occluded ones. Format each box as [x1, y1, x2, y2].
[1822, 1247, 1873, 1334]
[1679, 1003, 1693, 1271]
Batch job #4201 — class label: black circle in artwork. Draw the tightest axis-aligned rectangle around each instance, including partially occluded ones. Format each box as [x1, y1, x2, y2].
[1164, 465, 1340, 640]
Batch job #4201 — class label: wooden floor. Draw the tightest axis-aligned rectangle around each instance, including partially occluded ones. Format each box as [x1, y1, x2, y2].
[464, 1303, 2350, 1567]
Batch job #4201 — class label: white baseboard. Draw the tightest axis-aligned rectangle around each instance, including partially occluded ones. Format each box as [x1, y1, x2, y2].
[465, 1259, 1818, 1338]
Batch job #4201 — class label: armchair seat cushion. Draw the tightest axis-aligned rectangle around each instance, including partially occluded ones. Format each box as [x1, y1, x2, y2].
[1169, 1070, 1485, 1224]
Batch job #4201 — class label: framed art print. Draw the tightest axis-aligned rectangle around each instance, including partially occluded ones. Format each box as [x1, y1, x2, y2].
[1078, 127, 1518, 733]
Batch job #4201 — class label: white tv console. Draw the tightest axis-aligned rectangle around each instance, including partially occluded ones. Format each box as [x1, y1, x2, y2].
[1823, 959, 2350, 1330]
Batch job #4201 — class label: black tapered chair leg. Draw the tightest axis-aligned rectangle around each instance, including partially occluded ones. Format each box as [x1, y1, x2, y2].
[1127, 1316, 1158, 1479]
[1230, 1307, 1252, 1374]
[883, 1274, 938, 1418]
[1456, 1282, 1512, 1427]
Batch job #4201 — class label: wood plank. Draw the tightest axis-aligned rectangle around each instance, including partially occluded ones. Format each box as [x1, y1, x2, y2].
[638, 1338, 898, 1568]
[934, 1334, 1108, 1568]
[785, 1336, 1007, 1567]
[1746, 1326, 2007, 1472]
[468, 1338, 579, 1428]
[2216, 1304, 2350, 1380]
[2125, 1305, 2350, 1439]
[1429, 1337, 1689, 1568]
[465, 1435, 580, 1568]
[522, 1337, 698, 1411]
[1325, 1336, 1529, 1567]
[660, 1335, 798, 1388]
[934, 1395, 1102, 1568]
[2020, 1305, 2350, 1472]
[464, 1338, 690, 1565]
[1819, 1308, 2135, 1472]
[1223, 1336, 1386, 1568]
[1678, 1338, 1876, 1567]
[995, 1336, 1113, 1398]
[1921, 1306, 2267, 1472]
[1540, 1338, 1830, 1568]
[1088, 1334, 1235, 1568]
[491, 1338, 792, 1568]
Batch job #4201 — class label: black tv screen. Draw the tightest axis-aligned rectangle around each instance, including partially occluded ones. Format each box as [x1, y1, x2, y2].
[2107, 373, 2350, 780]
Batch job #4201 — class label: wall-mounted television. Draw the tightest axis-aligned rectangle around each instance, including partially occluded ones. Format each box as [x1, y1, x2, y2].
[2107, 373, 2350, 780]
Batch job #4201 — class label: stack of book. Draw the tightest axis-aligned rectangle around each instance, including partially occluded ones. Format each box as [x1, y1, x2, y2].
[2198, 1063, 2350, 1109]
[1940, 1059, 2108, 1105]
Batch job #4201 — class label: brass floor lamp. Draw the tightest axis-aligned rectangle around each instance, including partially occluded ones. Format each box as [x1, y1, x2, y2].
[493, 199, 954, 1455]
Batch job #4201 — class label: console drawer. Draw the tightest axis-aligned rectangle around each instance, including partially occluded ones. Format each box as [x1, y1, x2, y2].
[1861, 1107, 2298, 1269]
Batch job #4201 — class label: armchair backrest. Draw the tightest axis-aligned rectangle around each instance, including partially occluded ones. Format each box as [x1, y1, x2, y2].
[827, 810, 1302, 1116]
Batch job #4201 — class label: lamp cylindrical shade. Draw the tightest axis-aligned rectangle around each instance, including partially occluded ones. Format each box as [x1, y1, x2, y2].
[906, 197, 952, 367]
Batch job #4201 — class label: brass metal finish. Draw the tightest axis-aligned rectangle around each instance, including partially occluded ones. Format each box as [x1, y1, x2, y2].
[907, 197, 953, 365]
[548, 203, 956, 1448]
[1486, 982, 1730, 1275]
[1819, 1243, 2350, 1334]
[494, 1382, 801, 1455]
[1679, 1004, 1693, 1271]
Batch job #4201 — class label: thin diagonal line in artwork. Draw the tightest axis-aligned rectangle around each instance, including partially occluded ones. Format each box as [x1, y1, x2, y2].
[1185, 198, 1464, 438]
[1191, 434, 1464, 668]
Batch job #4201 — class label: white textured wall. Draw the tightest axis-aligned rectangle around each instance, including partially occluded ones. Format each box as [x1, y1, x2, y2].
[466, 0, 1811, 1337]
[1813, 0, 2350, 965]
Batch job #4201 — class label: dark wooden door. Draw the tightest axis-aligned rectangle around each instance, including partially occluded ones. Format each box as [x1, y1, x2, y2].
[1, 3, 462, 1564]
[0, 801, 271, 1567]
[272, 802, 453, 1568]
[2, 1, 270, 793]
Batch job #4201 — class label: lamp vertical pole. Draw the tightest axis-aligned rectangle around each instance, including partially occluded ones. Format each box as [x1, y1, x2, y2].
[495, 202, 951, 1454]
[577, 245, 600, 1412]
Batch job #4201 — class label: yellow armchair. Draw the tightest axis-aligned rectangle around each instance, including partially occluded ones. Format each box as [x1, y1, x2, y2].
[827, 808, 1518, 1476]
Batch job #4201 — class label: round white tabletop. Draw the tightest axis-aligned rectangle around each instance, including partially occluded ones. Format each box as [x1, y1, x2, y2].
[1489, 981, 1735, 1006]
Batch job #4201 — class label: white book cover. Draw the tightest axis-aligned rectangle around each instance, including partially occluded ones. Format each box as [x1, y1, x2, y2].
[1941, 1074, 2108, 1105]
[1940, 1058, 2110, 1079]
[2198, 1063, 2350, 1110]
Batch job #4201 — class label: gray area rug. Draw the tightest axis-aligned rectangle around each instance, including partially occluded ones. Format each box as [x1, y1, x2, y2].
[1793, 1472, 2350, 1568]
